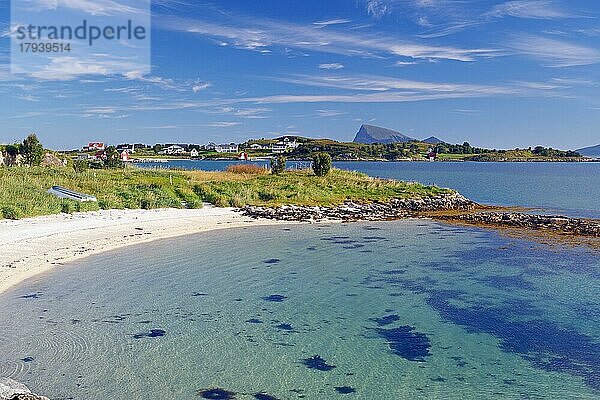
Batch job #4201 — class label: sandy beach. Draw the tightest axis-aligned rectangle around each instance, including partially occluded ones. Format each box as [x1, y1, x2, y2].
[0, 206, 289, 296]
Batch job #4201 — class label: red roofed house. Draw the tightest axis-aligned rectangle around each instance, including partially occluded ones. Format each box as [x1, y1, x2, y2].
[85, 142, 105, 151]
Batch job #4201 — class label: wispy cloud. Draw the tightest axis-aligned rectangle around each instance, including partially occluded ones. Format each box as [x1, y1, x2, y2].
[275, 73, 515, 95]
[317, 109, 347, 117]
[206, 121, 241, 127]
[489, 1, 569, 19]
[192, 81, 211, 93]
[313, 19, 352, 27]
[508, 34, 600, 67]
[26, 0, 148, 17]
[157, 13, 498, 62]
[318, 63, 345, 70]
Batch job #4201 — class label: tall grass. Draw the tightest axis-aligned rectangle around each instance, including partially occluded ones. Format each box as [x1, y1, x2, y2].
[0, 166, 451, 219]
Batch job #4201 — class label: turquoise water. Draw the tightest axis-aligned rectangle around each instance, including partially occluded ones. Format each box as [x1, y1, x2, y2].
[1, 221, 598, 399]
[135, 160, 600, 219]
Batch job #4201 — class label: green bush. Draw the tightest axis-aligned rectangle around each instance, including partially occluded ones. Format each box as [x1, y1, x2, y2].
[73, 159, 89, 173]
[1, 205, 21, 220]
[270, 156, 286, 175]
[60, 201, 75, 214]
[312, 152, 332, 176]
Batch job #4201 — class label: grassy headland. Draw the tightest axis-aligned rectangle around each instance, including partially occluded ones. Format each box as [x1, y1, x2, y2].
[0, 166, 452, 220]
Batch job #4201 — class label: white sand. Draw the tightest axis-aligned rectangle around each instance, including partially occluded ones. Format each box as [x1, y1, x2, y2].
[0, 206, 289, 295]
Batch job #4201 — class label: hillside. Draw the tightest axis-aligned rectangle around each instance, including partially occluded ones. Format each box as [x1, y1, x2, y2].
[422, 136, 444, 144]
[576, 144, 600, 158]
[353, 124, 415, 144]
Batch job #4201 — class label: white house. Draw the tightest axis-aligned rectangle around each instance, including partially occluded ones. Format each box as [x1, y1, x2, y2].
[162, 145, 185, 155]
[272, 143, 288, 154]
[215, 143, 239, 153]
[190, 148, 199, 157]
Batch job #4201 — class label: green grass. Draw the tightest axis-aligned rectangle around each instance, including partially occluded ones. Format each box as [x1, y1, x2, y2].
[0, 166, 452, 219]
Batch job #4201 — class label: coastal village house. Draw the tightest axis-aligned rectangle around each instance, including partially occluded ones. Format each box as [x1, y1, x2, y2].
[83, 142, 105, 151]
[214, 143, 239, 153]
[161, 145, 186, 155]
[190, 148, 199, 157]
[272, 136, 299, 153]
[116, 144, 135, 153]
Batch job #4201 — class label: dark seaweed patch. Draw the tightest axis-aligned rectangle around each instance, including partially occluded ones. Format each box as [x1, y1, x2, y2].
[192, 292, 207, 297]
[370, 314, 400, 326]
[197, 388, 236, 399]
[375, 326, 431, 361]
[334, 386, 356, 394]
[21, 357, 34, 362]
[133, 329, 166, 339]
[302, 355, 336, 371]
[276, 323, 294, 331]
[253, 393, 280, 400]
[263, 258, 281, 264]
[262, 295, 287, 302]
[19, 293, 41, 299]
[246, 318, 263, 324]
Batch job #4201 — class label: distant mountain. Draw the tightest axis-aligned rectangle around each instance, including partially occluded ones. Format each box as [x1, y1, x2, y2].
[353, 124, 415, 144]
[576, 144, 600, 158]
[422, 136, 444, 144]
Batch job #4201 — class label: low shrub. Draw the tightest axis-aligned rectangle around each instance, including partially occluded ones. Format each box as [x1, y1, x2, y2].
[270, 156, 286, 175]
[60, 201, 75, 214]
[312, 152, 332, 176]
[226, 164, 267, 175]
[1, 205, 21, 220]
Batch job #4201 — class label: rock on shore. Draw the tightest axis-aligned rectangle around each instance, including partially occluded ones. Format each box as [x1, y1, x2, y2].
[240, 193, 477, 222]
[0, 378, 49, 400]
[240, 194, 600, 238]
[437, 212, 600, 237]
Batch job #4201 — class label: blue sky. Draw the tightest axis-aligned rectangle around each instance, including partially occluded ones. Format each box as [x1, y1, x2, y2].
[1, 0, 600, 149]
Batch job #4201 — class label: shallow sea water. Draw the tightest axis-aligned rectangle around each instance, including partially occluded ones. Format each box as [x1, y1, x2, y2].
[0, 220, 598, 399]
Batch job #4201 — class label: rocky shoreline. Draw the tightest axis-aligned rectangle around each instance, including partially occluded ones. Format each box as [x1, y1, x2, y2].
[437, 212, 600, 237]
[239, 194, 600, 238]
[240, 193, 477, 222]
[0, 378, 48, 400]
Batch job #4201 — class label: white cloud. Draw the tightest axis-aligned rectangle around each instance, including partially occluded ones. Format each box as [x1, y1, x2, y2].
[192, 81, 211, 93]
[317, 109, 347, 117]
[318, 63, 345, 70]
[313, 19, 352, 27]
[366, 1, 390, 18]
[276, 74, 515, 95]
[509, 34, 600, 67]
[489, 1, 569, 19]
[206, 121, 241, 127]
[157, 14, 498, 62]
[26, 0, 147, 17]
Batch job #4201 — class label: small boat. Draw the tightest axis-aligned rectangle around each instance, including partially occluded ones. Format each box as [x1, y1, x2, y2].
[47, 186, 97, 202]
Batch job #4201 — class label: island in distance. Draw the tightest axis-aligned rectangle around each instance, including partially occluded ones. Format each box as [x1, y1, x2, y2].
[576, 144, 600, 158]
[353, 124, 445, 145]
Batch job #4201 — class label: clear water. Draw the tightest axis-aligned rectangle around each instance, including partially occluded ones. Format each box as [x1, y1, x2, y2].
[135, 160, 600, 219]
[1, 221, 598, 399]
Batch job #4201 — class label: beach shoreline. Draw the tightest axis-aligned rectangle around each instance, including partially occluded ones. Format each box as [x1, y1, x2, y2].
[0, 206, 295, 296]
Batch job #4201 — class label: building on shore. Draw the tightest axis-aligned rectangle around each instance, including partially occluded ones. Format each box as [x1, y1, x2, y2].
[83, 142, 105, 151]
[214, 143, 239, 153]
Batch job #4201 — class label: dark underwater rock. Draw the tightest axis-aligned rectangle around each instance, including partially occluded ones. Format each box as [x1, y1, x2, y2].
[262, 295, 287, 302]
[335, 386, 356, 394]
[133, 329, 166, 339]
[375, 326, 431, 361]
[196, 387, 236, 399]
[302, 355, 336, 371]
